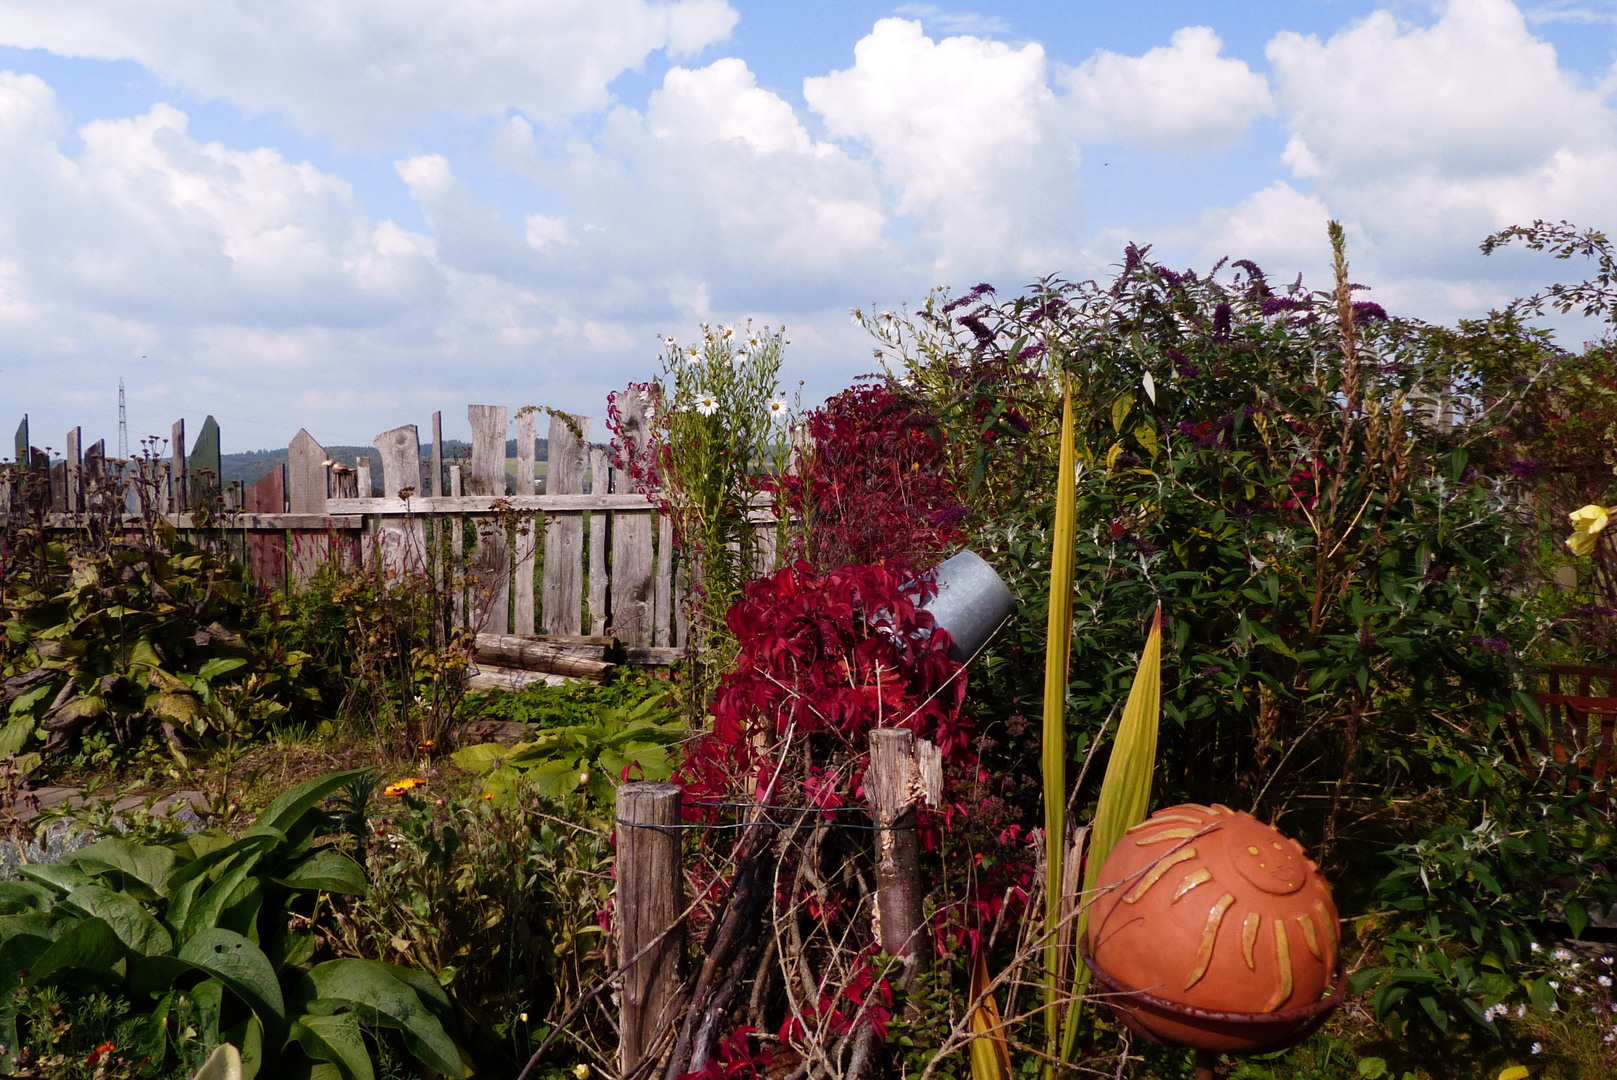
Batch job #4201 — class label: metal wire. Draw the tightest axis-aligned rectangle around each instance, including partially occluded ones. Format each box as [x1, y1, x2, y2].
[614, 799, 918, 832]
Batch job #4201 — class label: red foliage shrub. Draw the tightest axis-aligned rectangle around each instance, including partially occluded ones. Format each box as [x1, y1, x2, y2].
[679, 559, 968, 803]
[771, 383, 966, 573]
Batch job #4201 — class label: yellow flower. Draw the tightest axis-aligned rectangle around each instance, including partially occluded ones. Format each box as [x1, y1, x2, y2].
[1568, 504, 1612, 557]
[574, 1066, 591, 1080]
[383, 777, 425, 797]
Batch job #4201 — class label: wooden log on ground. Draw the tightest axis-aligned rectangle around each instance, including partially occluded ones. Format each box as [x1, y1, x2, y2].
[617, 782, 686, 1078]
[464, 662, 579, 692]
[472, 632, 615, 679]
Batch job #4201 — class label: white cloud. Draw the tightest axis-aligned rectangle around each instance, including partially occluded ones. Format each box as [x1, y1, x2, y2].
[1269, 0, 1613, 179]
[1063, 26, 1274, 150]
[1196, 181, 1335, 271]
[0, 0, 740, 142]
[804, 18, 1077, 277]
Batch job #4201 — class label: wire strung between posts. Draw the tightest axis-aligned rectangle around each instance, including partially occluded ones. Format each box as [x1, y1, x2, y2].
[614, 799, 919, 832]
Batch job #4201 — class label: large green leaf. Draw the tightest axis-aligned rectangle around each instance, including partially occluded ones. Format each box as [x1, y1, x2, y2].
[256, 769, 370, 837]
[291, 959, 464, 1078]
[0, 881, 55, 915]
[69, 836, 176, 899]
[179, 929, 287, 1048]
[165, 830, 282, 894]
[26, 917, 124, 985]
[61, 885, 173, 957]
[289, 1014, 375, 1080]
[274, 849, 367, 896]
[18, 862, 98, 896]
[449, 742, 507, 773]
[183, 853, 269, 944]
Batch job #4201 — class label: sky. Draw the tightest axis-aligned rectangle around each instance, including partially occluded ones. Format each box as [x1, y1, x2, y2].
[2, 0, 1616, 454]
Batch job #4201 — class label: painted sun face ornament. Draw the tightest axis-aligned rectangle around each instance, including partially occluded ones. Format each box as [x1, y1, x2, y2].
[1082, 803, 1346, 1054]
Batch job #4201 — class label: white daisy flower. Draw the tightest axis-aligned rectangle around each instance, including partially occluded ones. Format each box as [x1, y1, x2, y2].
[1532, 1042, 1543, 1054]
[695, 393, 719, 416]
[1600, 975, 1612, 987]
[767, 397, 787, 417]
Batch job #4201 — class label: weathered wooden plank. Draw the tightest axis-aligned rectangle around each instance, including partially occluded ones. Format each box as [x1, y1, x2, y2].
[513, 409, 538, 634]
[170, 419, 186, 512]
[465, 663, 580, 692]
[467, 405, 509, 633]
[356, 459, 372, 500]
[472, 633, 613, 679]
[65, 428, 81, 513]
[654, 513, 673, 648]
[588, 446, 609, 636]
[373, 424, 422, 501]
[244, 466, 287, 592]
[287, 429, 330, 587]
[542, 413, 588, 636]
[49, 460, 66, 513]
[450, 466, 465, 628]
[12, 416, 26, 467]
[189, 416, 221, 511]
[608, 394, 654, 647]
[622, 646, 682, 666]
[325, 493, 656, 514]
[615, 783, 685, 1077]
[372, 424, 426, 579]
[83, 440, 106, 516]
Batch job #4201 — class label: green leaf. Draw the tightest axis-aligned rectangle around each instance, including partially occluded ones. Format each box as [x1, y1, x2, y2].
[1358, 1058, 1388, 1079]
[17, 862, 97, 896]
[69, 836, 176, 899]
[0, 717, 33, 756]
[60, 885, 173, 957]
[183, 854, 268, 945]
[291, 959, 464, 1077]
[179, 929, 287, 1048]
[289, 1015, 375, 1080]
[449, 743, 507, 774]
[1111, 392, 1134, 433]
[197, 657, 248, 682]
[1566, 900, 1588, 939]
[0, 881, 55, 915]
[255, 769, 370, 837]
[1417, 994, 1448, 1032]
[26, 917, 124, 986]
[1348, 967, 1386, 995]
[274, 849, 367, 896]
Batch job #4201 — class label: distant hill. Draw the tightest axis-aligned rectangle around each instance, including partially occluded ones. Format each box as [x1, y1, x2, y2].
[222, 437, 558, 496]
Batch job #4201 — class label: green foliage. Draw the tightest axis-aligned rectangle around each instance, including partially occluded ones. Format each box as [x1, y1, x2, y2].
[0, 521, 319, 767]
[0, 769, 466, 1079]
[452, 685, 682, 803]
[339, 781, 615, 1074]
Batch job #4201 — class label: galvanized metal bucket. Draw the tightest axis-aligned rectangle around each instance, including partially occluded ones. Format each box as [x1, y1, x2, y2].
[919, 549, 1016, 663]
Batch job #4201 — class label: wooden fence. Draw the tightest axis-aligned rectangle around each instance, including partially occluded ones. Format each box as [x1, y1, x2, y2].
[3, 395, 687, 660]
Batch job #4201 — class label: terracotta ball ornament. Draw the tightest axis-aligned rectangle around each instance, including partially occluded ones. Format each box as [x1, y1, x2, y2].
[1082, 803, 1344, 1055]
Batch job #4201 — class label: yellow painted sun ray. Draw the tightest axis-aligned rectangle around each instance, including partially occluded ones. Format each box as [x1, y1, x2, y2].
[1184, 893, 1235, 990]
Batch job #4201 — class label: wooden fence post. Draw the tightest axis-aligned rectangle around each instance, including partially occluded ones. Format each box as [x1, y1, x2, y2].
[868, 728, 931, 989]
[616, 781, 685, 1076]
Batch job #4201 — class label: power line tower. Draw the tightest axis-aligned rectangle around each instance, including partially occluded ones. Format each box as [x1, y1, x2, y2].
[118, 379, 129, 459]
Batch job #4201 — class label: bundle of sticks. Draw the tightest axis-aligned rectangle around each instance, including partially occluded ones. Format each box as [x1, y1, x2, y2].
[463, 632, 617, 691]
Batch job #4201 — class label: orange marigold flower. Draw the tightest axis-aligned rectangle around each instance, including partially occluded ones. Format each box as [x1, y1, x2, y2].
[383, 777, 426, 797]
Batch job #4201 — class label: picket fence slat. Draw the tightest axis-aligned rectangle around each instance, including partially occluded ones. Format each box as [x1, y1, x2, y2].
[542, 412, 588, 636]
[513, 408, 538, 635]
[588, 446, 609, 636]
[468, 405, 509, 634]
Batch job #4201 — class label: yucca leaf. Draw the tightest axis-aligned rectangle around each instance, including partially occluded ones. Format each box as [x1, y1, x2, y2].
[1060, 604, 1162, 1061]
[1041, 382, 1078, 1059]
[968, 947, 1012, 1080]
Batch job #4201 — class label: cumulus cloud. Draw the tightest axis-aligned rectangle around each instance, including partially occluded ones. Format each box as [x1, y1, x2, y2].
[0, 0, 740, 142]
[1063, 26, 1274, 150]
[804, 18, 1077, 277]
[1269, 0, 1612, 179]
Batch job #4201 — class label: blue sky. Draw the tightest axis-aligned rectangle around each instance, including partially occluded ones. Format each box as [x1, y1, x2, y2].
[2, 0, 1615, 453]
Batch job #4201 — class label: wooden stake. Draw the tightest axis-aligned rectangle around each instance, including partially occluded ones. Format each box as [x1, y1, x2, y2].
[617, 782, 685, 1076]
[868, 728, 930, 990]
